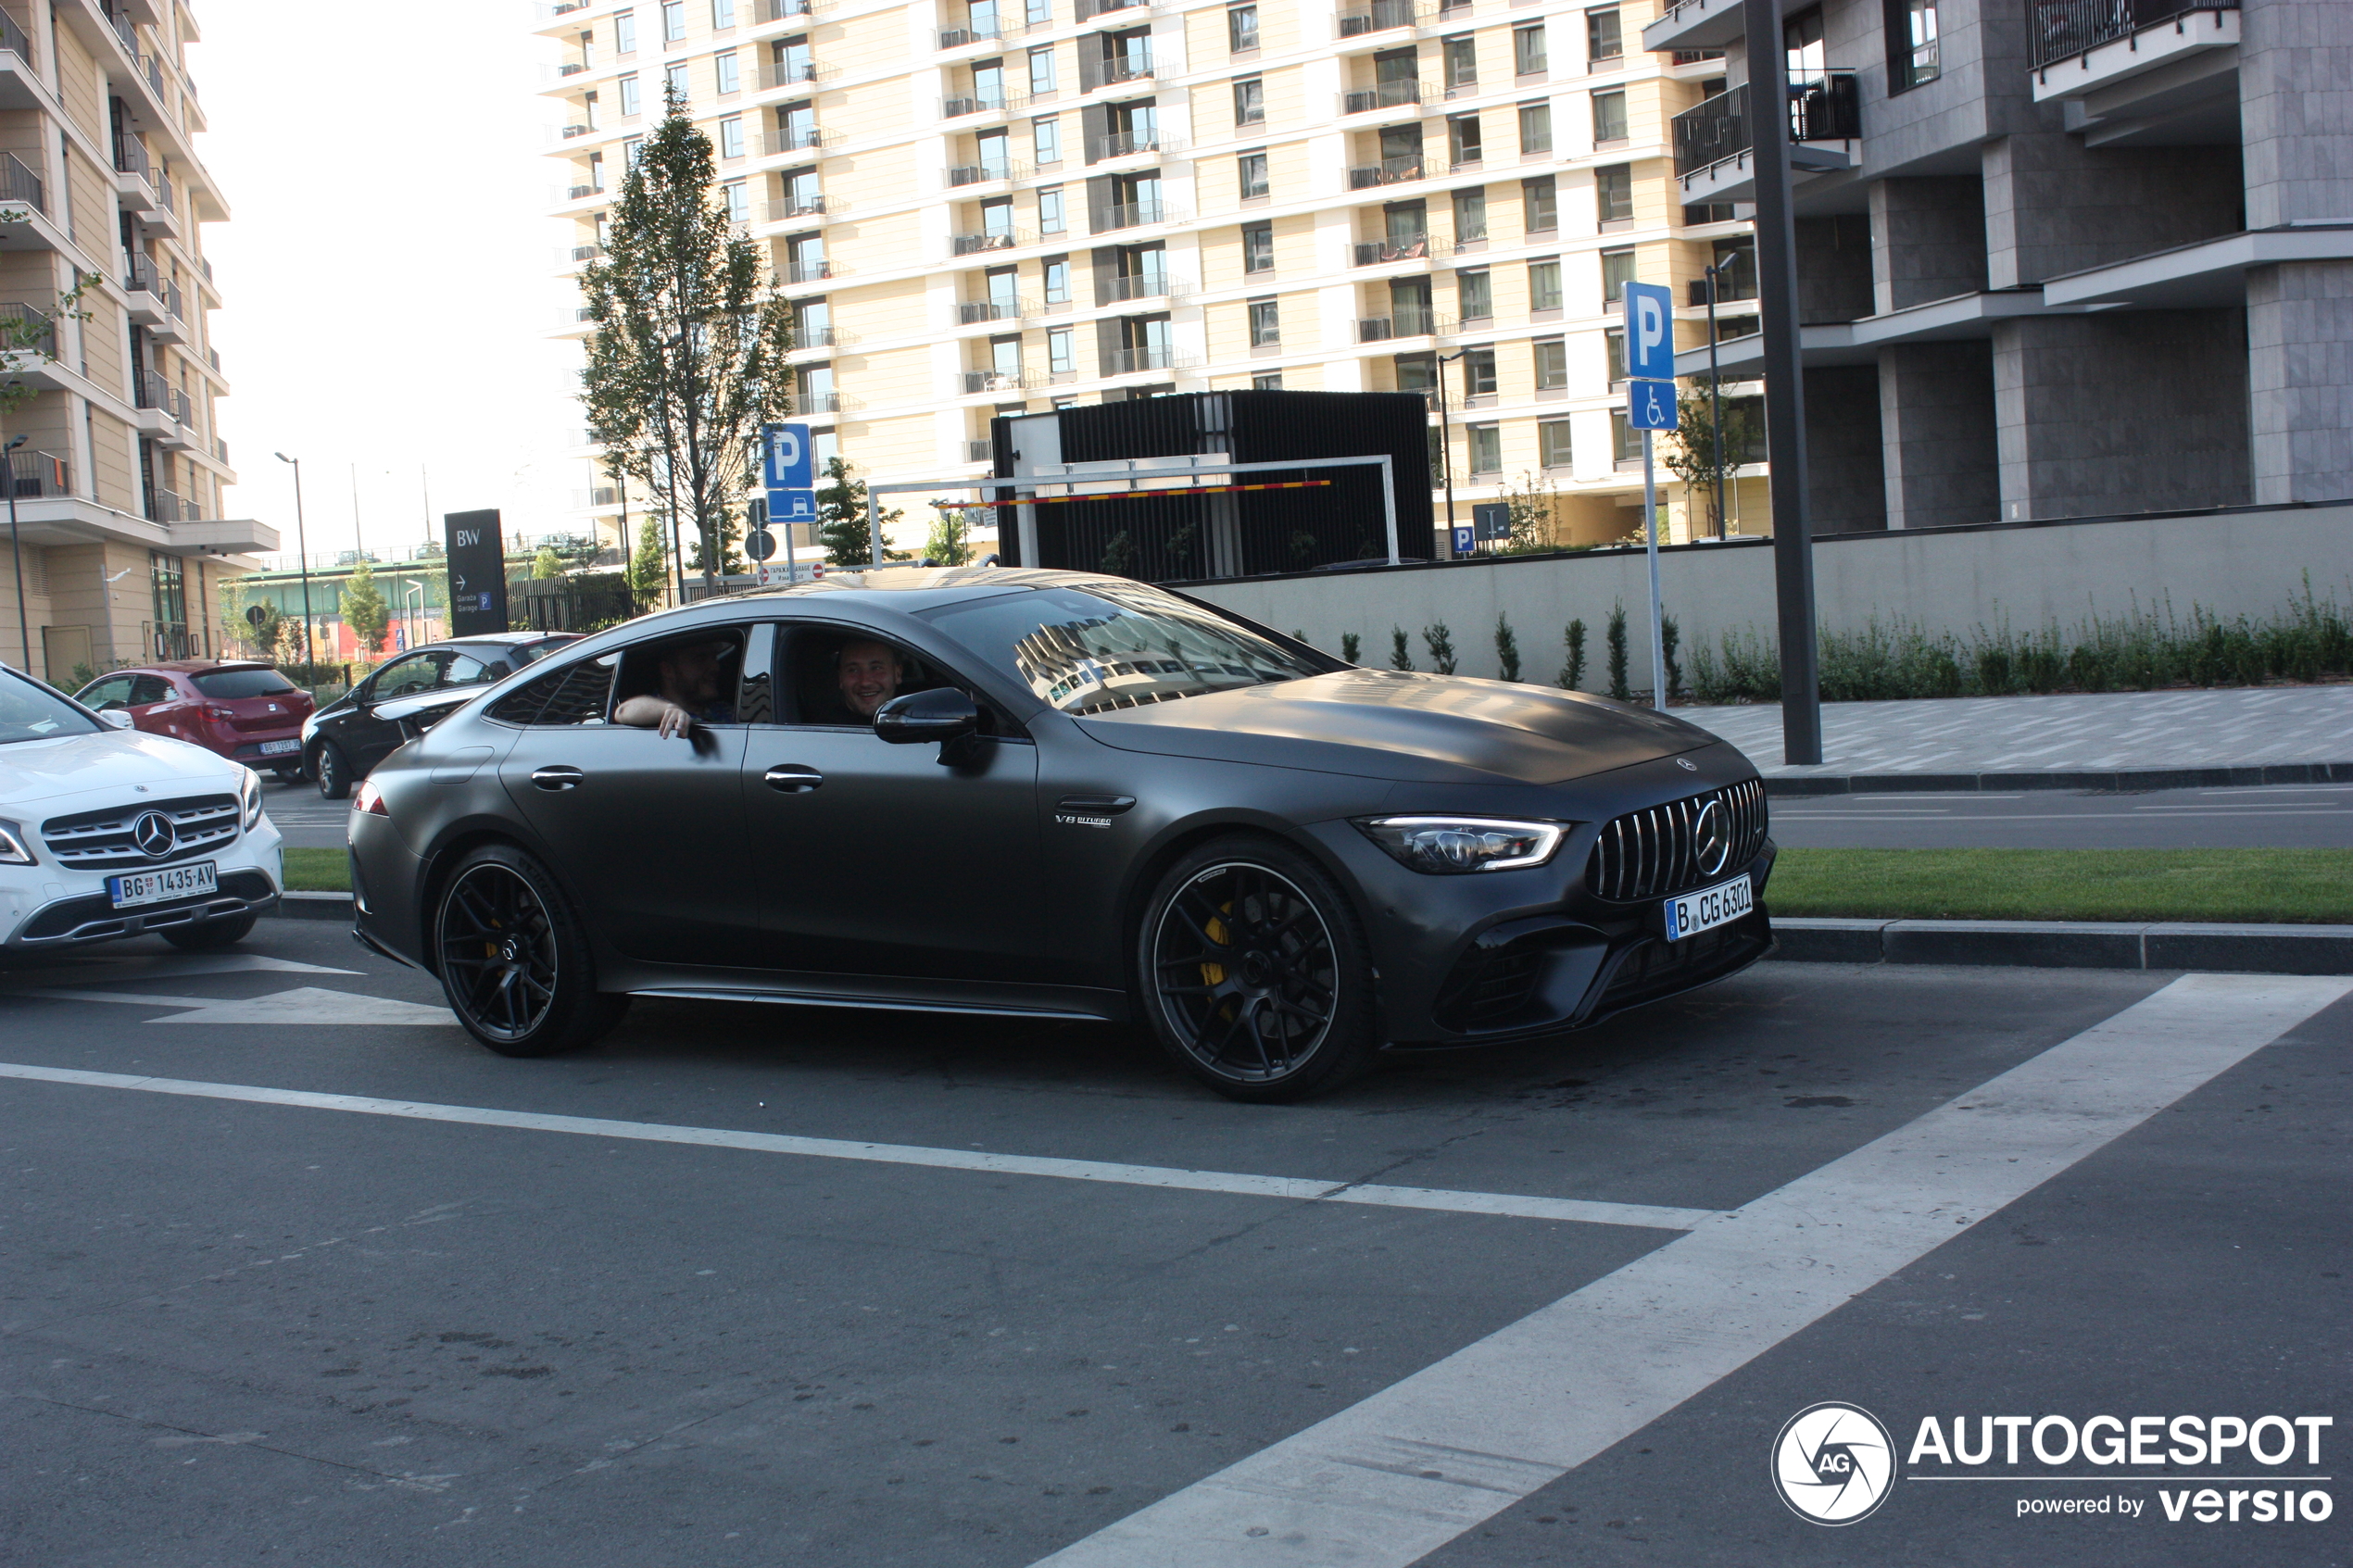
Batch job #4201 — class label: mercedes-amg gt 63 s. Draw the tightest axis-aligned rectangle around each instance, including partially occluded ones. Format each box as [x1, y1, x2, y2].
[347, 568, 1775, 1101]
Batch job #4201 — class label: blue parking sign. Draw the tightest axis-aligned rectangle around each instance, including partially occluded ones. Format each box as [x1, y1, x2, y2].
[1628, 378, 1679, 431]
[762, 423, 812, 490]
[1622, 281, 1678, 382]
[767, 486, 817, 523]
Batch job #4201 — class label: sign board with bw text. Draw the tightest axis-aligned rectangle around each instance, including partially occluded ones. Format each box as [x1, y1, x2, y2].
[442, 509, 509, 637]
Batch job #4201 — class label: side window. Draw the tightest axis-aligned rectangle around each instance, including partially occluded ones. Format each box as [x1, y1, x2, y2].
[371, 654, 441, 700]
[81, 675, 133, 709]
[611, 626, 751, 728]
[129, 675, 173, 706]
[443, 654, 491, 689]
[778, 625, 1013, 734]
[489, 655, 619, 726]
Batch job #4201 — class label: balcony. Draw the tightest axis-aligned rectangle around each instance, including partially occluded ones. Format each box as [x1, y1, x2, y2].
[148, 486, 184, 524]
[1078, 55, 1154, 92]
[949, 159, 1032, 186]
[1101, 345, 1185, 375]
[135, 370, 192, 424]
[1670, 73, 1858, 178]
[1357, 310, 1453, 341]
[794, 324, 839, 345]
[0, 151, 44, 216]
[939, 19, 1023, 47]
[799, 391, 843, 413]
[1101, 272, 1180, 304]
[571, 244, 606, 262]
[1088, 129, 1164, 160]
[959, 298, 1036, 323]
[1353, 237, 1430, 266]
[560, 59, 589, 76]
[1075, 0, 1157, 21]
[766, 195, 833, 220]
[0, 303, 56, 358]
[762, 58, 830, 89]
[1093, 200, 1166, 232]
[968, 439, 996, 462]
[1687, 266, 1757, 306]
[951, 228, 1033, 255]
[762, 127, 831, 156]
[756, 0, 822, 19]
[2032, 0, 2235, 68]
[784, 258, 835, 282]
[1348, 156, 1425, 189]
[941, 92, 1026, 119]
[1339, 0, 1426, 35]
[561, 123, 593, 139]
[1343, 79, 1422, 114]
[567, 182, 601, 200]
[0, 10, 29, 59]
[963, 369, 1033, 394]
[7, 448, 70, 499]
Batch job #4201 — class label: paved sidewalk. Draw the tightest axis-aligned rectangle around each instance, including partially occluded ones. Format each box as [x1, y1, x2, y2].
[1674, 685, 2353, 786]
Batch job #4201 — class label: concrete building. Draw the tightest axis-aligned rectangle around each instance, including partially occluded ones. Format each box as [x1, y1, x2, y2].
[537, 0, 1782, 569]
[1648, 0, 2353, 532]
[0, 1, 258, 686]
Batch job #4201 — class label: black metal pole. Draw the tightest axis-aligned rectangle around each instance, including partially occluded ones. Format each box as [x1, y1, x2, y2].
[1434, 351, 1458, 557]
[1743, 0, 1823, 765]
[1705, 266, 1726, 538]
[275, 453, 319, 696]
[6, 433, 27, 673]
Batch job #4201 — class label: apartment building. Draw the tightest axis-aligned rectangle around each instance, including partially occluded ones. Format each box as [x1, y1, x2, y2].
[0, 1, 252, 685]
[1649, 0, 2352, 532]
[539, 0, 1765, 568]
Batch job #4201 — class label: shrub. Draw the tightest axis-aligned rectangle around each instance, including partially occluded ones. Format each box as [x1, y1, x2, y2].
[1606, 604, 1630, 701]
[1340, 632, 1361, 664]
[1493, 615, 1520, 681]
[1390, 626, 1412, 671]
[1423, 621, 1458, 675]
[1559, 619, 1587, 691]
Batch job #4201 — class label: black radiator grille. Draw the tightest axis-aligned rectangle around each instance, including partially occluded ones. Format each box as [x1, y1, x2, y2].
[42, 793, 241, 871]
[1584, 777, 1768, 903]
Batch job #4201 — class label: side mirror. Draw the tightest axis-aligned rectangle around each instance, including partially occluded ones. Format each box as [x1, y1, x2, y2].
[874, 686, 981, 746]
[100, 710, 133, 730]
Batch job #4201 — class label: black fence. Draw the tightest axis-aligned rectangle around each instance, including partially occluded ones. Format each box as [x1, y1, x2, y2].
[1671, 72, 1858, 177]
[2032, 0, 2235, 68]
[510, 572, 638, 633]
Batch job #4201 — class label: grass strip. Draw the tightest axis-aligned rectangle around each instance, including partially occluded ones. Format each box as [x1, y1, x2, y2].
[1768, 847, 2353, 924]
[283, 847, 351, 894]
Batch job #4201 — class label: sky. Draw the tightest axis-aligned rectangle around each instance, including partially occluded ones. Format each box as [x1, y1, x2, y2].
[193, 2, 577, 567]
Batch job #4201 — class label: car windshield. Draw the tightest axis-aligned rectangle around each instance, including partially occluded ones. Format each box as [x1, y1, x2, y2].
[511, 638, 575, 666]
[921, 583, 1326, 715]
[0, 671, 105, 745]
[192, 667, 296, 698]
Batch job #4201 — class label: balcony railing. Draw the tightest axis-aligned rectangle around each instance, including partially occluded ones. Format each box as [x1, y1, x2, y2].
[1688, 266, 1758, 305]
[939, 19, 1022, 47]
[763, 127, 830, 155]
[1101, 344, 1182, 375]
[1357, 310, 1453, 342]
[1343, 79, 1423, 113]
[1671, 73, 1857, 176]
[567, 182, 600, 200]
[949, 159, 1031, 185]
[561, 122, 592, 138]
[767, 195, 831, 220]
[1339, 0, 1425, 35]
[1353, 237, 1430, 265]
[114, 136, 154, 181]
[149, 486, 184, 523]
[125, 252, 162, 295]
[794, 324, 839, 345]
[1075, 0, 1156, 20]
[1348, 156, 1425, 188]
[941, 92, 1026, 119]
[560, 59, 589, 76]
[763, 59, 827, 88]
[0, 151, 44, 216]
[0, 9, 29, 59]
[7, 447, 70, 498]
[2031, 0, 2235, 68]
[156, 177, 174, 216]
[1093, 199, 1165, 231]
[1671, 47, 1727, 64]
[757, 0, 821, 19]
[1089, 129, 1164, 159]
[1101, 272, 1173, 303]
[785, 258, 834, 282]
[571, 244, 606, 262]
[968, 439, 996, 461]
[0, 303, 55, 358]
[951, 228, 1032, 254]
[135, 370, 191, 422]
[799, 391, 843, 412]
[963, 369, 1032, 394]
[1078, 55, 1154, 91]
[959, 298, 1034, 322]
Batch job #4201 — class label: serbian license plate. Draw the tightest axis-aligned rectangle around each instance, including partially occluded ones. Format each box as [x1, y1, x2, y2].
[258, 738, 300, 756]
[108, 860, 220, 909]
[1664, 872, 1754, 941]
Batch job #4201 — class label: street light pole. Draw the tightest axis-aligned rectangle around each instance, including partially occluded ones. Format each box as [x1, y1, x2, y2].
[5, 433, 28, 674]
[1705, 263, 1727, 539]
[272, 452, 319, 696]
[1433, 348, 1467, 557]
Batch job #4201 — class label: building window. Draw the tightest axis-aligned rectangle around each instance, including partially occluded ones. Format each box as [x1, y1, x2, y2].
[1457, 269, 1491, 320]
[1049, 327, 1075, 373]
[662, 0, 686, 42]
[1539, 419, 1573, 470]
[1533, 336, 1567, 389]
[1026, 0, 1051, 24]
[1248, 296, 1280, 345]
[1892, 0, 1941, 88]
[724, 180, 748, 222]
[615, 9, 637, 53]
[1468, 423, 1502, 473]
[1592, 88, 1627, 144]
[792, 297, 829, 345]
[1034, 115, 1062, 164]
[1601, 246, 1635, 304]
[1514, 23, 1547, 77]
[666, 61, 691, 102]
[1522, 175, 1556, 233]
[1242, 220, 1275, 273]
[989, 333, 1024, 378]
[1253, 371, 1283, 391]
[1529, 257, 1561, 312]
[1605, 326, 1626, 383]
[1613, 409, 1641, 461]
[784, 165, 820, 212]
[1038, 185, 1065, 232]
[719, 115, 745, 157]
[1462, 347, 1497, 398]
[1595, 163, 1632, 224]
[1233, 75, 1265, 126]
[1587, 6, 1623, 63]
[623, 134, 646, 166]
[712, 0, 736, 25]
[1238, 149, 1269, 200]
[618, 73, 641, 116]
[1448, 115, 1483, 169]
[1517, 101, 1551, 156]
[1029, 45, 1056, 95]
[1043, 255, 1071, 303]
[1453, 185, 1488, 243]
[1443, 34, 1476, 91]
[715, 49, 739, 94]
[1228, 4, 1259, 52]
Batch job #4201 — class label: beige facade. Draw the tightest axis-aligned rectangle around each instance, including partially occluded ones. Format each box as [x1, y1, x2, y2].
[0, 0, 262, 687]
[539, 0, 1750, 563]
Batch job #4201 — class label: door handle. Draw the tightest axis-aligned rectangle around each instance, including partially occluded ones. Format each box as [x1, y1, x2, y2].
[764, 764, 824, 794]
[1057, 794, 1137, 814]
[531, 766, 585, 791]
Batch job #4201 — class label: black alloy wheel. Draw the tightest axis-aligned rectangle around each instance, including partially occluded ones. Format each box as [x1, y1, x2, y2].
[1139, 835, 1378, 1102]
[314, 741, 351, 801]
[434, 844, 626, 1058]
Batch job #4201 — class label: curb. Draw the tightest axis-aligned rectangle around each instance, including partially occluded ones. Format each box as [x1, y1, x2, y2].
[1761, 761, 2353, 797]
[1771, 917, 2353, 974]
[273, 892, 356, 922]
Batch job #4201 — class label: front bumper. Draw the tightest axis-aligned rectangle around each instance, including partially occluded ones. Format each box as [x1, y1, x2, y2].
[2, 831, 284, 952]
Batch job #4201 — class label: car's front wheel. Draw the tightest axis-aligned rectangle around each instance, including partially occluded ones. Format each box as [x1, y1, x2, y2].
[314, 742, 352, 801]
[1138, 835, 1379, 1103]
[433, 844, 626, 1058]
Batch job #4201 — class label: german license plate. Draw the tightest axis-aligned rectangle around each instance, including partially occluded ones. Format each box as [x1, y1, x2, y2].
[258, 738, 300, 756]
[107, 860, 219, 909]
[1664, 872, 1753, 941]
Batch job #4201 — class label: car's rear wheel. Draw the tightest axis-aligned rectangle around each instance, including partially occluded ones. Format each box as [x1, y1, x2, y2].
[1138, 835, 1379, 1103]
[161, 910, 257, 950]
[434, 844, 626, 1058]
[314, 742, 352, 801]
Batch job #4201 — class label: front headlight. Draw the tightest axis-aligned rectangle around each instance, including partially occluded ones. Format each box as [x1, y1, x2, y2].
[239, 767, 264, 830]
[0, 817, 31, 865]
[1353, 816, 1567, 874]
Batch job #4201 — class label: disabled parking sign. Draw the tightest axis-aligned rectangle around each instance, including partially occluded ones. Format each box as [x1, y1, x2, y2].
[1629, 377, 1679, 431]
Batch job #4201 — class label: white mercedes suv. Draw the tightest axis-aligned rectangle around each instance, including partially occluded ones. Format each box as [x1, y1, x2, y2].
[1, 664, 283, 952]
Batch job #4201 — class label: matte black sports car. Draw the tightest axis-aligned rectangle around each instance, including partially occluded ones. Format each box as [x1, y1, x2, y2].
[348, 568, 1775, 1100]
[303, 634, 576, 800]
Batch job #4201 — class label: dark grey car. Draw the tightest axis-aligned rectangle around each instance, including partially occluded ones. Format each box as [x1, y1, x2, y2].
[303, 634, 574, 799]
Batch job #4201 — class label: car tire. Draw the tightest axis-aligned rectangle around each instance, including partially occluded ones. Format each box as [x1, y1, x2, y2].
[433, 843, 627, 1059]
[315, 742, 351, 800]
[1137, 834, 1380, 1103]
[161, 910, 258, 951]
[272, 766, 301, 784]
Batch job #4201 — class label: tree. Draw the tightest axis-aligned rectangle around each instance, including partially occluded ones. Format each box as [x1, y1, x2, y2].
[1558, 618, 1587, 690]
[1497, 470, 1564, 552]
[1606, 603, 1631, 701]
[924, 503, 975, 566]
[1660, 388, 1759, 536]
[341, 559, 391, 658]
[531, 545, 567, 580]
[627, 514, 669, 607]
[1389, 626, 1412, 671]
[1493, 614, 1521, 681]
[1422, 621, 1458, 674]
[227, 577, 282, 663]
[814, 457, 907, 566]
[579, 93, 796, 598]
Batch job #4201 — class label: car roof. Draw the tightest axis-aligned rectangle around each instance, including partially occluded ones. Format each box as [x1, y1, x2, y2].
[150, 659, 272, 674]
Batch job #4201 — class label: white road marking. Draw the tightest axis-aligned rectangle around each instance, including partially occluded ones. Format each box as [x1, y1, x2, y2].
[27, 952, 361, 981]
[5, 985, 456, 1027]
[1026, 972, 2353, 1568]
[0, 1060, 1718, 1232]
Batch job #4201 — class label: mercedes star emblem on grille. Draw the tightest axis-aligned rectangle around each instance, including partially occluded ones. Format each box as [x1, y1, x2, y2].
[1692, 798, 1731, 876]
[131, 810, 177, 859]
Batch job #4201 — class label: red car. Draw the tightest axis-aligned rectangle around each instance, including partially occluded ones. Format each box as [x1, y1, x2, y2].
[74, 660, 316, 780]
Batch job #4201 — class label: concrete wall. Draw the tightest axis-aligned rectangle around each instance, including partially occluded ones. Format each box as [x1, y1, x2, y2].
[1185, 501, 2353, 685]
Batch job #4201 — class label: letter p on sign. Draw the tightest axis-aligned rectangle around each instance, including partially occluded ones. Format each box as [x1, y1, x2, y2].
[1623, 282, 1678, 382]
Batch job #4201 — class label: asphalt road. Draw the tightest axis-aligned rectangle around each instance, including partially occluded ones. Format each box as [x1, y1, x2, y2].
[2, 921, 2346, 1567]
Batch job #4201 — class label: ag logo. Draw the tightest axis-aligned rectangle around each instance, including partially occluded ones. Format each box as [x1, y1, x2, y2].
[1771, 1402, 1895, 1524]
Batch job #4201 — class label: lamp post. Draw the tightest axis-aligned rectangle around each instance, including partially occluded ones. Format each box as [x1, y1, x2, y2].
[401, 579, 422, 653]
[272, 452, 319, 696]
[5, 432, 27, 673]
[1431, 347, 1469, 557]
[1703, 261, 1727, 538]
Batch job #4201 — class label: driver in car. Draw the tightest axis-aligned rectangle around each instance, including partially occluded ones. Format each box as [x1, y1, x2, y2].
[830, 638, 903, 723]
[614, 640, 736, 738]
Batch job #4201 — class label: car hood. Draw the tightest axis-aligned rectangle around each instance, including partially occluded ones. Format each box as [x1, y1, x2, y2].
[0, 729, 242, 809]
[1071, 670, 1723, 784]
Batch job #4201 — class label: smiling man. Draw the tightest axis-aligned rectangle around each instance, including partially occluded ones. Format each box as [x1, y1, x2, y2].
[836, 638, 903, 722]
